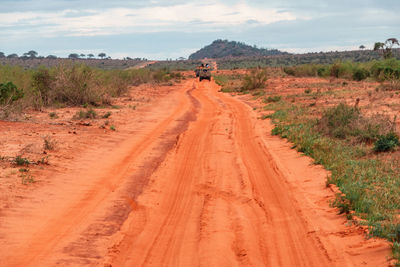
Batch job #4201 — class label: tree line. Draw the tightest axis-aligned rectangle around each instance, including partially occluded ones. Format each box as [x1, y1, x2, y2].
[0, 50, 146, 61]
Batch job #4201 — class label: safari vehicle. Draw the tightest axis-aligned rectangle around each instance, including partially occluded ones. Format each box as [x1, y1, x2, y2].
[199, 68, 211, 81]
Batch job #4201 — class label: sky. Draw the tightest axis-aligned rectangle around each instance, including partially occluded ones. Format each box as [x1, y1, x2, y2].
[0, 0, 399, 59]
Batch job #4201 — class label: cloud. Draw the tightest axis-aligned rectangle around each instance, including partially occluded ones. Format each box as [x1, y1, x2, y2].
[0, 0, 398, 59]
[0, 2, 299, 37]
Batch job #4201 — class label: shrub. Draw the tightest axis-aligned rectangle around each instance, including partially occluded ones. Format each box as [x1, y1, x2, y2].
[319, 103, 395, 143]
[52, 64, 100, 106]
[374, 132, 400, 152]
[319, 103, 359, 139]
[264, 95, 282, 103]
[43, 135, 57, 150]
[352, 68, 370, 81]
[15, 155, 30, 166]
[371, 58, 400, 81]
[0, 82, 24, 105]
[329, 62, 354, 79]
[102, 111, 112, 118]
[49, 112, 58, 118]
[31, 68, 53, 107]
[73, 108, 97, 119]
[241, 68, 268, 91]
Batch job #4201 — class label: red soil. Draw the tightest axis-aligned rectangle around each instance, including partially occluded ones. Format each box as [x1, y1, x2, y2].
[0, 78, 391, 266]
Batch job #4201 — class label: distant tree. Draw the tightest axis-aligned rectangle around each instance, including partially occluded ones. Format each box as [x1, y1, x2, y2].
[359, 45, 366, 50]
[80, 53, 86, 58]
[98, 53, 106, 59]
[87, 53, 94, 59]
[374, 38, 399, 59]
[23, 50, 38, 58]
[0, 52, 5, 58]
[125, 56, 133, 60]
[46, 55, 57, 59]
[7, 53, 18, 58]
[68, 53, 80, 59]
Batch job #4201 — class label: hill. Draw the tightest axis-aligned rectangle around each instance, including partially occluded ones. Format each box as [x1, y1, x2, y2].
[188, 39, 287, 60]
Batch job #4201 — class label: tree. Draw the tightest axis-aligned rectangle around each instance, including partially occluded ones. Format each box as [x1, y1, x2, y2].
[98, 53, 106, 59]
[80, 53, 86, 58]
[374, 38, 399, 59]
[0, 52, 5, 58]
[23, 50, 38, 58]
[68, 53, 80, 59]
[87, 53, 94, 59]
[7, 53, 18, 58]
[46, 55, 57, 59]
[359, 45, 365, 50]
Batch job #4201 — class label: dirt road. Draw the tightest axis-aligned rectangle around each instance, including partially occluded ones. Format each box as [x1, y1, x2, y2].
[0, 79, 390, 266]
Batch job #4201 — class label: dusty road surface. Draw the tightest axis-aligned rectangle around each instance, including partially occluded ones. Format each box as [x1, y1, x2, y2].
[0, 78, 391, 266]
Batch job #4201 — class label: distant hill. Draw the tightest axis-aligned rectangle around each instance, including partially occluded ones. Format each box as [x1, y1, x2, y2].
[189, 39, 288, 60]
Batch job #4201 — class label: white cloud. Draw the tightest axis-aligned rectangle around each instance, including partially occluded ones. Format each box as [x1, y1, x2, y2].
[0, 1, 299, 37]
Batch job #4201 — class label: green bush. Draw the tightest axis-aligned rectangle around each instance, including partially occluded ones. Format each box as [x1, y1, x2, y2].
[371, 59, 400, 81]
[31, 68, 53, 107]
[318, 103, 394, 143]
[374, 132, 400, 152]
[73, 108, 97, 119]
[0, 82, 24, 105]
[352, 68, 370, 81]
[15, 156, 30, 166]
[241, 69, 268, 91]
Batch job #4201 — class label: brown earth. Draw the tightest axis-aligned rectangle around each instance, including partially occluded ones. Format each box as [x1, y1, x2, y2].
[0, 77, 392, 266]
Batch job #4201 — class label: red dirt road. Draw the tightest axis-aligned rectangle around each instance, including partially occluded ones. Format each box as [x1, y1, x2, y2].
[0, 79, 391, 266]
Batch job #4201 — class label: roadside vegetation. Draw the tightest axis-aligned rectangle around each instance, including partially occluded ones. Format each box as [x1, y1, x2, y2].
[217, 60, 400, 263]
[213, 67, 282, 93]
[0, 63, 182, 119]
[282, 58, 400, 81]
[265, 99, 400, 263]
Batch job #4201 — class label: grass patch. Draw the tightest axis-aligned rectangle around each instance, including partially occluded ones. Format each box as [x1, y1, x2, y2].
[21, 173, 35, 185]
[263, 95, 282, 103]
[102, 111, 112, 118]
[49, 112, 58, 119]
[43, 135, 57, 151]
[14, 156, 30, 166]
[73, 108, 97, 119]
[213, 73, 243, 92]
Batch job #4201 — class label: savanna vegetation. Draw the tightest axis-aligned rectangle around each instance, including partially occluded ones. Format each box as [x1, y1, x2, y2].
[265, 99, 400, 263]
[0, 63, 183, 119]
[216, 49, 400, 70]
